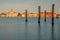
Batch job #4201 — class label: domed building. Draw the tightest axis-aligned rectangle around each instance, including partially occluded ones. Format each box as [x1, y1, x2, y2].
[6, 9, 18, 17]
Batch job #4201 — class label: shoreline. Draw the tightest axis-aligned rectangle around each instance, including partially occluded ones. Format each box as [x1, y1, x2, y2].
[0, 17, 60, 18]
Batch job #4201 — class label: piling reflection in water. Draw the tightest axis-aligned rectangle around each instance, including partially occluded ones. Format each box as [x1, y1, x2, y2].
[0, 18, 60, 40]
[38, 23, 40, 40]
[25, 22, 28, 40]
[52, 30, 55, 40]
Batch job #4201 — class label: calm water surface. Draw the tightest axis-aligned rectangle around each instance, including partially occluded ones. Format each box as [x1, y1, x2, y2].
[0, 18, 60, 40]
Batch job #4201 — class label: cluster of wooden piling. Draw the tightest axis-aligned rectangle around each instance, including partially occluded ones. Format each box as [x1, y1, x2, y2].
[25, 4, 55, 36]
[25, 4, 55, 40]
[25, 4, 55, 26]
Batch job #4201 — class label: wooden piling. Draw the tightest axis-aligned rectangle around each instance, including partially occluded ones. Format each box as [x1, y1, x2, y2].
[44, 10, 46, 22]
[25, 10, 28, 22]
[38, 6, 41, 23]
[51, 4, 55, 40]
[52, 4, 55, 29]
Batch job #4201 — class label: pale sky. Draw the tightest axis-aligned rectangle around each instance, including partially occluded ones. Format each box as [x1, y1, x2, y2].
[0, 0, 60, 14]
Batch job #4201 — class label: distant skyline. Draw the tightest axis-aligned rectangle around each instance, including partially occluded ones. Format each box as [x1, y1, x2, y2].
[0, 0, 60, 14]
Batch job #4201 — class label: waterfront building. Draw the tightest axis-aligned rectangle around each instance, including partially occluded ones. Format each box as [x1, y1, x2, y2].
[40, 12, 56, 18]
[0, 13, 6, 17]
[6, 9, 18, 17]
[56, 14, 60, 18]
[28, 13, 38, 17]
[21, 12, 38, 18]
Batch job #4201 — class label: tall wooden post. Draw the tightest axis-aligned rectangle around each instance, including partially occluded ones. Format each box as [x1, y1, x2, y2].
[38, 6, 41, 23]
[44, 10, 46, 22]
[52, 4, 55, 30]
[52, 4, 55, 40]
[25, 10, 28, 22]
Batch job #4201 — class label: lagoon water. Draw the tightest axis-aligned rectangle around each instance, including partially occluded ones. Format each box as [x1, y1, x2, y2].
[0, 18, 60, 40]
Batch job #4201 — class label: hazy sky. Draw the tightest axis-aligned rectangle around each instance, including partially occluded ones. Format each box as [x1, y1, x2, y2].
[0, 0, 60, 13]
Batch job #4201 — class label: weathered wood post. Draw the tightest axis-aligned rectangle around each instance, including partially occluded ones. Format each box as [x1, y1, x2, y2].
[25, 10, 28, 23]
[44, 10, 46, 22]
[52, 4, 55, 31]
[37, 6, 41, 40]
[38, 6, 41, 23]
[52, 4, 55, 40]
